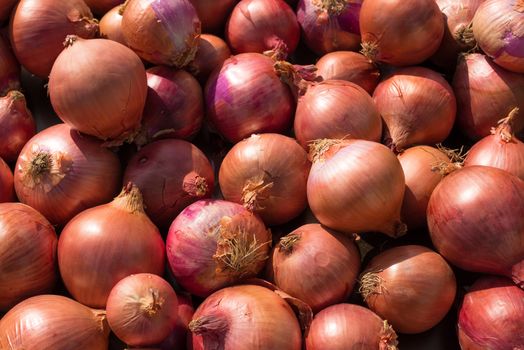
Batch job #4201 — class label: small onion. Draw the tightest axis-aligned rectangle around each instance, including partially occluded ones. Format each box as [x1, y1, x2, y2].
[166, 199, 271, 297]
[48, 36, 147, 143]
[84, 0, 124, 15]
[0, 295, 110, 349]
[189, 0, 238, 33]
[427, 165, 524, 287]
[219, 134, 310, 226]
[359, 0, 444, 66]
[0, 157, 14, 202]
[458, 276, 524, 349]
[9, 0, 98, 78]
[360, 245, 457, 334]
[0, 203, 57, 311]
[99, 4, 126, 45]
[14, 124, 121, 226]
[187, 34, 231, 83]
[306, 304, 399, 350]
[121, 0, 201, 67]
[189, 284, 302, 350]
[0, 34, 20, 96]
[58, 183, 166, 308]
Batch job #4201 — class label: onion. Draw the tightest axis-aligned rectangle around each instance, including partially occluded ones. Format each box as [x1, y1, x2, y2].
[464, 108, 524, 180]
[373, 66, 457, 152]
[0, 203, 57, 311]
[219, 134, 310, 226]
[359, 0, 444, 66]
[427, 165, 524, 287]
[189, 0, 238, 33]
[9, 0, 98, 78]
[84, 0, 123, 15]
[472, 0, 524, 73]
[0, 157, 14, 202]
[159, 292, 195, 350]
[225, 0, 299, 59]
[266, 224, 360, 312]
[315, 51, 380, 94]
[294, 80, 382, 149]
[107, 273, 178, 347]
[48, 36, 147, 143]
[0, 34, 20, 96]
[14, 123, 121, 226]
[123, 139, 214, 229]
[187, 34, 231, 83]
[452, 53, 524, 140]
[0, 90, 35, 164]
[0, 0, 17, 23]
[166, 199, 271, 297]
[121, 0, 201, 67]
[205, 53, 294, 143]
[360, 245, 457, 334]
[134, 66, 204, 147]
[296, 0, 362, 55]
[58, 183, 166, 308]
[307, 139, 406, 237]
[306, 304, 399, 350]
[0, 295, 110, 349]
[458, 276, 524, 349]
[99, 4, 126, 45]
[189, 284, 302, 350]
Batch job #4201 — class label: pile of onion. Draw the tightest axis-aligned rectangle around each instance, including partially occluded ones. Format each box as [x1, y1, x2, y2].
[99, 4, 126, 45]
[0, 34, 20, 95]
[0, 157, 14, 202]
[189, 0, 238, 33]
[187, 34, 231, 83]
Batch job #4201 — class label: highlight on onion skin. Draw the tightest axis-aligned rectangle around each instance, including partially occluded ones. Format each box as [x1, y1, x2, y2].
[187, 34, 231, 83]
[189, 0, 238, 33]
[360, 245, 457, 334]
[84, 0, 124, 15]
[0, 203, 57, 311]
[457, 276, 524, 350]
[0, 34, 20, 96]
[99, 4, 126, 45]
[0, 157, 14, 202]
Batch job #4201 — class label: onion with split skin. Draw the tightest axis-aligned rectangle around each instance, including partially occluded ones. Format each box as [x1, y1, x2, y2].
[0, 157, 14, 202]
[189, 0, 238, 33]
[187, 34, 231, 83]
[99, 4, 126, 45]
[0, 34, 20, 96]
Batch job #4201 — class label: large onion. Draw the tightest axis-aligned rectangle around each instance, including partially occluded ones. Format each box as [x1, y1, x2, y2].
[189, 0, 238, 33]
[84, 0, 123, 15]
[99, 4, 126, 45]
[187, 34, 231, 83]
[0, 34, 20, 96]
[0, 157, 14, 202]
[48, 36, 147, 143]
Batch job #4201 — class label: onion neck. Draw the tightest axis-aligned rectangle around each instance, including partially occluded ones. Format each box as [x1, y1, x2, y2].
[308, 138, 345, 162]
[379, 320, 399, 350]
[273, 60, 318, 97]
[491, 107, 519, 143]
[112, 182, 146, 214]
[512, 260, 524, 289]
[360, 41, 379, 62]
[241, 173, 274, 212]
[278, 233, 301, 254]
[456, 23, 476, 49]
[140, 288, 164, 317]
[359, 271, 385, 301]
[263, 38, 289, 61]
[189, 314, 229, 348]
[183, 172, 209, 197]
[431, 144, 465, 176]
[313, 0, 348, 15]
[91, 309, 111, 338]
[67, 8, 99, 39]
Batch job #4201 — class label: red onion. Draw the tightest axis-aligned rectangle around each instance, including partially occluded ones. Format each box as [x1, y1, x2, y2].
[48, 36, 147, 143]
[452, 53, 524, 140]
[166, 199, 271, 297]
[0, 34, 20, 96]
[205, 53, 294, 143]
[134, 66, 204, 147]
[159, 292, 195, 350]
[121, 0, 201, 67]
[307, 139, 406, 237]
[373, 66, 457, 152]
[427, 165, 524, 287]
[219, 134, 310, 226]
[187, 34, 231, 83]
[99, 4, 126, 45]
[225, 0, 299, 58]
[359, 0, 444, 66]
[0, 90, 35, 164]
[360, 245, 457, 334]
[9, 0, 98, 78]
[58, 183, 166, 308]
[315, 51, 380, 94]
[296, 0, 362, 55]
[306, 304, 399, 350]
[464, 108, 524, 180]
[0, 157, 14, 202]
[107, 273, 178, 347]
[0, 0, 17, 23]
[472, 0, 524, 73]
[189, 284, 302, 350]
[84, 0, 123, 15]
[458, 276, 524, 349]
[294, 80, 382, 149]
[0, 295, 110, 349]
[189, 0, 238, 33]
[14, 124, 121, 226]
[0, 203, 57, 311]
[124, 139, 214, 229]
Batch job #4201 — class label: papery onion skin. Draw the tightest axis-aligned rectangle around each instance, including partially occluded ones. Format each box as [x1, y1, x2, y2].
[374, 66, 457, 152]
[427, 165, 524, 287]
[48, 36, 147, 143]
[99, 4, 126, 45]
[124, 139, 214, 229]
[58, 184, 166, 308]
[0, 34, 20, 96]
[0, 295, 110, 350]
[9, 0, 98, 78]
[14, 123, 121, 227]
[189, 0, 238, 33]
[187, 34, 231, 83]
[458, 276, 524, 350]
[294, 80, 382, 149]
[0, 157, 14, 202]
[219, 134, 310, 226]
[121, 0, 201, 67]
[0, 90, 35, 164]
[205, 53, 294, 143]
[306, 304, 399, 350]
[190, 284, 302, 350]
[359, 0, 444, 66]
[166, 199, 271, 297]
[472, 0, 524, 73]
[0, 203, 57, 311]
[84, 0, 124, 15]
[452, 53, 524, 140]
[360, 245, 457, 334]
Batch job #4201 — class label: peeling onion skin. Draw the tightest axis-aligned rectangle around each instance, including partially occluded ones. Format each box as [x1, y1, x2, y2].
[189, 0, 238, 33]
[99, 4, 126, 45]
[0, 34, 20, 96]
[187, 34, 231, 84]
[0, 157, 14, 202]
